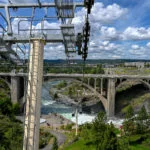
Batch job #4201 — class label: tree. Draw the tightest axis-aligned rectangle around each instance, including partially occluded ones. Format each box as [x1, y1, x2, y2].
[81, 123, 93, 144]
[125, 105, 134, 119]
[52, 137, 58, 150]
[100, 123, 117, 150]
[0, 97, 13, 117]
[0, 115, 23, 150]
[136, 105, 149, 134]
[123, 105, 135, 136]
[92, 112, 117, 150]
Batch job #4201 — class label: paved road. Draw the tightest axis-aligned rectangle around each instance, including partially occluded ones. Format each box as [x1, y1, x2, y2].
[41, 130, 66, 150]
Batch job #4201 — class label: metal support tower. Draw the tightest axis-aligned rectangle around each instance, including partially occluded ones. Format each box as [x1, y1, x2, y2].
[0, 1, 95, 150]
[23, 38, 45, 150]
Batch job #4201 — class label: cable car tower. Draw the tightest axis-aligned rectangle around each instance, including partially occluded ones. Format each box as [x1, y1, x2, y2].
[0, 0, 94, 150]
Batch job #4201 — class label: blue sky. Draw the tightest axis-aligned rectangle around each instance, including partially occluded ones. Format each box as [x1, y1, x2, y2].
[1, 0, 150, 60]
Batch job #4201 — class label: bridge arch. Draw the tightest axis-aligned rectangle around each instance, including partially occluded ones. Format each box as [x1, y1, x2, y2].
[43, 77, 107, 112]
[0, 77, 11, 90]
[116, 79, 150, 90]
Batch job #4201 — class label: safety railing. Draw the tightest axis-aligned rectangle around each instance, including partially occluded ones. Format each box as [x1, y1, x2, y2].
[18, 18, 61, 37]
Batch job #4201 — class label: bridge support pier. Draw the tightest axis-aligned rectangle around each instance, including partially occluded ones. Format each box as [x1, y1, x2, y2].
[107, 78, 116, 117]
[11, 76, 21, 103]
[23, 39, 45, 150]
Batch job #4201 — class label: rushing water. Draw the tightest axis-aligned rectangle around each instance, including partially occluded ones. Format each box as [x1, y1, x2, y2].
[41, 81, 96, 124]
[41, 80, 124, 126]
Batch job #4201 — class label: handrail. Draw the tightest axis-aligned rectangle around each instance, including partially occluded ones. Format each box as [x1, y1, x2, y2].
[18, 19, 61, 36]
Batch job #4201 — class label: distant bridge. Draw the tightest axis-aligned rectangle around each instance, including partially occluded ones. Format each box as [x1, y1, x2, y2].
[0, 72, 150, 117]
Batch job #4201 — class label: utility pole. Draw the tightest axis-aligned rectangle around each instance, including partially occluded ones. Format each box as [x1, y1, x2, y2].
[75, 107, 78, 136]
[75, 90, 81, 136]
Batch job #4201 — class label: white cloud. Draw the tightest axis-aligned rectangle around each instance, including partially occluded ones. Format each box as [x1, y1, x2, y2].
[99, 26, 120, 40]
[97, 26, 150, 41]
[44, 43, 66, 59]
[89, 41, 119, 53]
[129, 45, 146, 55]
[90, 3, 127, 23]
[12, 18, 30, 34]
[72, 2, 127, 33]
[3, 1, 150, 60]
[112, 55, 121, 59]
[146, 42, 150, 48]
[131, 44, 139, 49]
[122, 27, 150, 40]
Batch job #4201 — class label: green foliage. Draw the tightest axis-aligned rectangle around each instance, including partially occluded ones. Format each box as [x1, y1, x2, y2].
[66, 110, 150, 150]
[56, 80, 67, 89]
[92, 114, 117, 150]
[68, 87, 75, 97]
[80, 112, 118, 150]
[52, 137, 58, 150]
[63, 83, 84, 98]
[122, 105, 150, 149]
[39, 128, 53, 148]
[12, 103, 20, 115]
[80, 123, 93, 143]
[0, 115, 23, 150]
[65, 123, 74, 131]
[123, 105, 136, 136]
[64, 138, 95, 150]
[125, 105, 134, 119]
[54, 93, 58, 99]
[117, 136, 130, 150]
[44, 64, 104, 74]
[135, 106, 149, 134]
[0, 97, 13, 117]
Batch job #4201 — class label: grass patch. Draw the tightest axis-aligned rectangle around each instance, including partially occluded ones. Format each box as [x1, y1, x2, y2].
[64, 138, 95, 150]
[129, 144, 150, 150]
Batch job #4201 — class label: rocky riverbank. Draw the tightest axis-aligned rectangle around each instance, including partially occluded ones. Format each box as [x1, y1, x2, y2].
[40, 113, 74, 129]
[50, 87, 77, 106]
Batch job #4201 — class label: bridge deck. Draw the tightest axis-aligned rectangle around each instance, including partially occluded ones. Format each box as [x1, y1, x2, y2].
[0, 73, 150, 79]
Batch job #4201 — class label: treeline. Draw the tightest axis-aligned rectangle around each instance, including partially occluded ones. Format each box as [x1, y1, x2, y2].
[44, 64, 104, 74]
[0, 63, 104, 74]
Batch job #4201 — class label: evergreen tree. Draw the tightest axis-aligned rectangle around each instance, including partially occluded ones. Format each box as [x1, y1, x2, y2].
[136, 105, 148, 133]
[125, 105, 134, 119]
[123, 105, 135, 136]
[92, 112, 117, 150]
[52, 137, 58, 150]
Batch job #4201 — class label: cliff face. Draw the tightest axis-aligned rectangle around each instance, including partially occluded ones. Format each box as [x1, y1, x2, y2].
[116, 83, 150, 117]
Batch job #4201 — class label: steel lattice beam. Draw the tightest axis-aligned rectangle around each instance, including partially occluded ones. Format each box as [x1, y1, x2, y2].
[0, 2, 84, 8]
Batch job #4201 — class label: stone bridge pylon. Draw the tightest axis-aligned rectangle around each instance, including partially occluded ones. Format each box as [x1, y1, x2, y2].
[0, 75, 25, 106]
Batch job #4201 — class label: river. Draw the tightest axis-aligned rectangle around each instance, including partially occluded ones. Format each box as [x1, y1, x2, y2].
[41, 81, 96, 125]
[41, 80, 124, 126]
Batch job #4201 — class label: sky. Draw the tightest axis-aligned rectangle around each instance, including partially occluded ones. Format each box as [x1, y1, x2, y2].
[1, 0, 150, 60]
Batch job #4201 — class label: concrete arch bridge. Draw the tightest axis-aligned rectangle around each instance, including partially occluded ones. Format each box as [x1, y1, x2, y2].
[0, 73, 150, 117]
